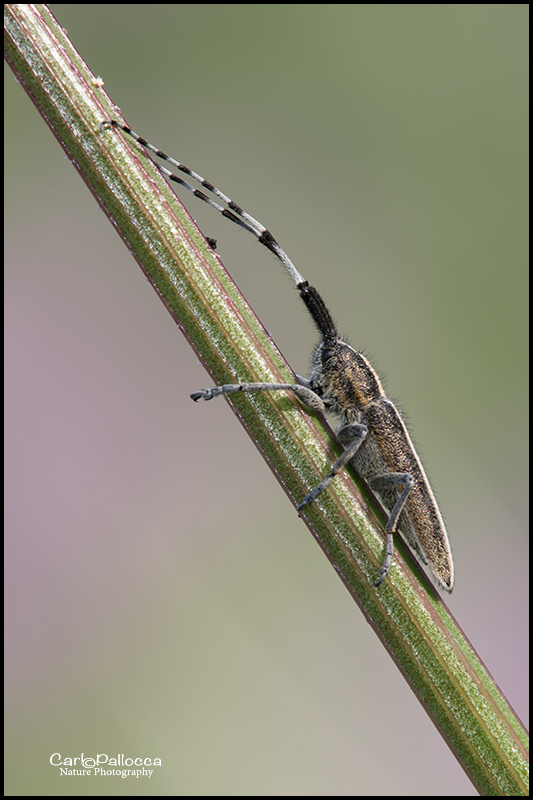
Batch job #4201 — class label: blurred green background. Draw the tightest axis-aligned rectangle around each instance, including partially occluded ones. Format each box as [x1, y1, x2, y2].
[5, 4, 528, 796]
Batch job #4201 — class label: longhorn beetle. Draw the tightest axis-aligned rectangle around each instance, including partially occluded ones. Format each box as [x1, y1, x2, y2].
[102, 120, 454, 593]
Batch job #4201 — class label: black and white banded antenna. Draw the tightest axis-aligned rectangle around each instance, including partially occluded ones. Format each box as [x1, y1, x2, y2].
[101, 120, 306, 288]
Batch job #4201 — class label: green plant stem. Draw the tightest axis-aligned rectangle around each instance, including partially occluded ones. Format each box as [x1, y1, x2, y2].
[4, 5, 528, 795]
